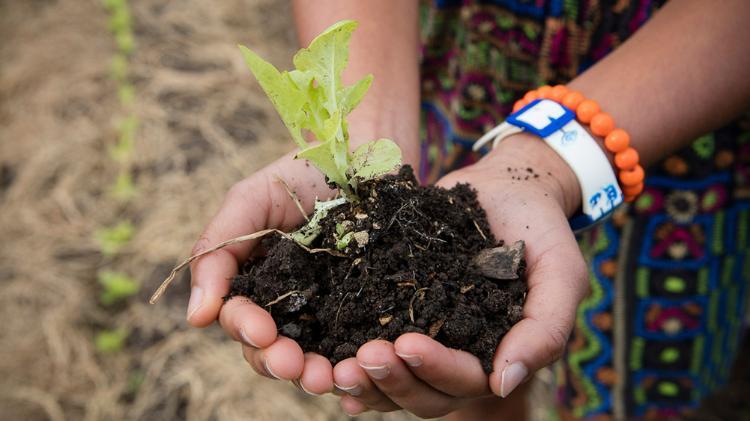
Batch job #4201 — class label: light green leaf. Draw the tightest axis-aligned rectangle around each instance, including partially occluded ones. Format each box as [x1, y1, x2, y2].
[110, 53, 129, 82]
[109, 172, 137, 201]
[98, 270, 140, 305]
[109, 116, 138, 162]
[95, 328, 129, 354]
[336, 231, 354, 250]
[239, 45, 308, 148]
[118, 83, 135, 105]
[296, 141, 348, 189]
[292, 20, 357, 115]
[116, 30, 134, 55]
[349, 139, 402, 181]
[339, 74, 372, 115]
[95, 221, 134, 256]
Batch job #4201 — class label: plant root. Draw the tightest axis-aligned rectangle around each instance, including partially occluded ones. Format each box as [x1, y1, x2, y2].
[408, 287, 429, 323]
[274, 175, 308, 222]
[149, 229, 344, 304]
[472, 219, 487, 241]
[264, 290, 304, 307]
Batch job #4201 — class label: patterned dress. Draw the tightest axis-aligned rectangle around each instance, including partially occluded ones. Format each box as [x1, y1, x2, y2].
[418, 1, 750, 419]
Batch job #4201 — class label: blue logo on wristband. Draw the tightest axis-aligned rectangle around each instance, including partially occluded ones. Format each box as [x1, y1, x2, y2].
[507, 99, 576, 138]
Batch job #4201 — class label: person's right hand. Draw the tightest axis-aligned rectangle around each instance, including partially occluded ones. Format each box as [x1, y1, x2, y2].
[187, 150, 340, 394]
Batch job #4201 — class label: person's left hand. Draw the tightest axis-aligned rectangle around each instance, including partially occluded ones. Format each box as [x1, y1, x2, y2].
[330, 133, 591, 418]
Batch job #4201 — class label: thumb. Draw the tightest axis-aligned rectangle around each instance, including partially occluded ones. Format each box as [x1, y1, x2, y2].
[488, 220, 589, 398]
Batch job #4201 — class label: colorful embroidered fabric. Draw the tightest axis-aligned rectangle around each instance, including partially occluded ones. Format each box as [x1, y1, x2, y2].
[418, 1, 750, 419]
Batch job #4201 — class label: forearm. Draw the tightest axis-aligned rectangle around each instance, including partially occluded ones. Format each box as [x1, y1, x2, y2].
[486, 0, 750, 217]
[569, 0, 750, 166]
[292, 0, 421, 165]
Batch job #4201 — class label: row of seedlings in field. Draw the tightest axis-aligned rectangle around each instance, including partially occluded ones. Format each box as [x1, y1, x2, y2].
[94, 0, 140, 355]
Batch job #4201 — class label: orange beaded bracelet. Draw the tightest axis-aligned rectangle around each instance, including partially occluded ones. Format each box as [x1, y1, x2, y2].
[512, 85, 645, 203]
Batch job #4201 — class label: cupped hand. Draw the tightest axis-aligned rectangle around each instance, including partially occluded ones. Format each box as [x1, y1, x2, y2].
[332, 134, 591, 417]
[187, 150, 339, 393]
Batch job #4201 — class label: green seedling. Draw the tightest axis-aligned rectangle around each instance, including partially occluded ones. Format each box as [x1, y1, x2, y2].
[98, 270, 139, 305]
[126, 370, 145, 395]
[118, 83, 135, 106]
[240, 20, 401, 198]
[95, 328, 129, 353]
[102, 0, 135, 55]
[109, 115, 138, 162]
[95, 220, 134, 256]
[102, 0, 125, 12]
[116, 31, 135, 56]
[110, 53, 129, 82]
[241, 20, 401, 245]
[334, 220, 354, 250]
[110, 172, 137, 201]
[108, 6, 131, 34]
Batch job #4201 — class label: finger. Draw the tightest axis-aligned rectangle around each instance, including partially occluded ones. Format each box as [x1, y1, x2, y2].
[242, 336, 305, 380]
[297, 353, 334, 395]
[393, 333, 490, 397]
[187, 174, 272, 327]
[339, 395, 369, 417]
[490, 228, 588, 398]
[218, 296, 277, 348]
[241, 344, 272, 379]
[333, 358, 399, 412]
[357, 340, 464, 418]
[187, 155, 333, 327]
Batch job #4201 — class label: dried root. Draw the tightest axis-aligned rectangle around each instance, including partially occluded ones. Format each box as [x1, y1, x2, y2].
[149, 229, 343, 304]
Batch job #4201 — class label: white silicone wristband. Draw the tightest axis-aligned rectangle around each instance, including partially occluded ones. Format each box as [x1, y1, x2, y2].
[474, 99, 624, 232]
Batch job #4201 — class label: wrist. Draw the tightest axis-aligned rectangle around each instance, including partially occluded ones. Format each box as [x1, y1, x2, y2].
[482, 133, 582, 217]
[348, 102, 420, 168]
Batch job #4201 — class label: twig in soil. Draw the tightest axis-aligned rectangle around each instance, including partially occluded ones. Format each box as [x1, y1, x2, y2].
[149, 229, 344, 304]
[397, 281, 416, 288]
[275, 175, 308, 222]
[428, 319, 445, 338]
[264, 290, 304, 307]
[379, 305, 394, 314]
[343, 257, 363, 281]
[409, 287, 429, 323]
[408, 227, 446, 245]
[334, 292, 352, 328]
[460, 284, 475, 294]
[472, 219, 488, 241]
[386, 202, 410, 231]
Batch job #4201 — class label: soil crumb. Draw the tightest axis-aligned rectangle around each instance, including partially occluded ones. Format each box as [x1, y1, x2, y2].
[228, 166, 526, 372]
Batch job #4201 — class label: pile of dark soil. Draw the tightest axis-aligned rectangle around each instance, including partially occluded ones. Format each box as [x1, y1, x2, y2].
[227, 166, 526, 372]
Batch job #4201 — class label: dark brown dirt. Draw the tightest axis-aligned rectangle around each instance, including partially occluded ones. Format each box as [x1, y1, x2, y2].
[227, 166, 526, 372]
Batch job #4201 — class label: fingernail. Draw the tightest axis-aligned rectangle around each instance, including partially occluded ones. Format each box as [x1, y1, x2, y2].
[264, 358, 281, 380]
[343, 408, 361, 417]
[239, 327, 259, 348]
[186, 287, 204, 321]
[499, 362, 528, 398]
[334, 382, 362, 397]
[297, 380, 320, 396]
[395, 352, 423, 367]
[358, 362, 390, 380]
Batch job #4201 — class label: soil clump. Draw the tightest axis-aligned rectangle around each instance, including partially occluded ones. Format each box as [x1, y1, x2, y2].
[228, 166, 526, 372]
